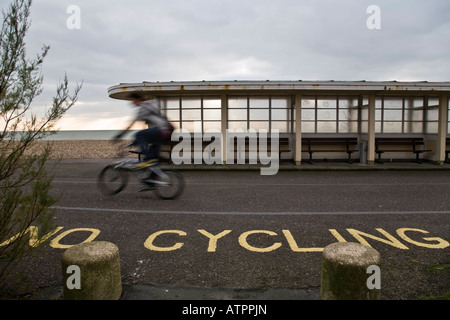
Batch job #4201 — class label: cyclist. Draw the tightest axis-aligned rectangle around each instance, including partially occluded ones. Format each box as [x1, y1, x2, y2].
[114, 92, 171, 169]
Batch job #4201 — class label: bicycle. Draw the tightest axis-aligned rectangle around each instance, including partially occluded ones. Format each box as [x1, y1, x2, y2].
[97, 143, 184, 200]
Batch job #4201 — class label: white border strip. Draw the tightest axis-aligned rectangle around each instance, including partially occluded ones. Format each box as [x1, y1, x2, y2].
[52, 180, 450, 187]
[51, 206, 450, 216]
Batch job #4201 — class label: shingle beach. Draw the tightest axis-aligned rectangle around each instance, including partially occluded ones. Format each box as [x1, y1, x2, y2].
[28, 140, 134, 159]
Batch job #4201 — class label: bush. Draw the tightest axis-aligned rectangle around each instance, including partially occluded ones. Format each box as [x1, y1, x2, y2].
[0, 0, 82, 286]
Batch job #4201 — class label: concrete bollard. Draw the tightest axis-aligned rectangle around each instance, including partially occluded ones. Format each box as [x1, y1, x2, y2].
[320, 242, 381, 300]
[61, 241, 122, 300]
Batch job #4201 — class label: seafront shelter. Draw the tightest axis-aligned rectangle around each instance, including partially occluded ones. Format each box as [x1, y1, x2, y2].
[108, 80, 450, 165]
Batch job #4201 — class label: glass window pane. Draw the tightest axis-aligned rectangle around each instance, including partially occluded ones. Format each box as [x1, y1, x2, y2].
[405, 109, 423, 121]
[384, 110, 402, 121]
[317, 109, 336, 121]
[426, 122, 438, 134]
[428, 98, 439, 107]
[375, 109, 382, 121]
[272, 121, 288, 132]
[228, 121, 247, 130]
[228, 97, 247, 108]
[339, 109, 358, 121]
[317, 98, 336, 109]
[415, 98, 425, 108]
[302, 109, 315, 121]
[339, 121, 358, 133]
[302, 98, 316, 108]
[375, 122, 381, 133]
[203, 98, 221, 108]
[204, 109, 221, 121]
[317, 121, 336, 133]
[384, 97, 403, 109]
[383, 122, 402, 133]
[182, 109, 201, 121]
[411, 122, 423, 133]
[228, 109, 247, 121]
[404, 122, 423, 134]
[375, 99, 383, 110]
[301, 122, 315, 133]
[360, 121, 368, 134]
[339, 98, 358, 109]
[204, 121, 221, 132]
[249, 121, 269, 130]
[182, 122, 196, 132]
[166, 109, 180, 121]
[250, 109, 269, 121]
[249, 97, 269, 108]
[360, 108, 368, 121]
[405, 98, 424, 109]
[164, 98, 180, 109]
[272, 109, 288, 121]
[272, 98, 288, 108]
[182, 98, 201, 109]
[426, 109, 438, 121]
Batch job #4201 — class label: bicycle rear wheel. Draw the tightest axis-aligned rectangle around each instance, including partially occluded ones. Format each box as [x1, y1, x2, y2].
[154, 170, 185, 200]
[97, 165, 129, 196]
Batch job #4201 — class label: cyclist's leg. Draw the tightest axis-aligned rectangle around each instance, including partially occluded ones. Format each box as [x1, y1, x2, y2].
[135, 130, 150, 159]
[134, 130, 165, 173]
[136, 128, 163, 161]
[147, 140, 162, 161]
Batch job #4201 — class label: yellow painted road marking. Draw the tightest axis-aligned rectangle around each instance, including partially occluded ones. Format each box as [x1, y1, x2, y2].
[144, 230, 187, 251]
[3, 226, 449, 252]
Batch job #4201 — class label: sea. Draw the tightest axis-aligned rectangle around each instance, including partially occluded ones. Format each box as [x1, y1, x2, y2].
[46, 130, 139, 141]
[3, 130, 139, 141]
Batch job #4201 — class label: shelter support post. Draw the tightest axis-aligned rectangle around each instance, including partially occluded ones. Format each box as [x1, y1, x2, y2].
[367, 94, 376, 164]
[221, 94, 228, 164]
[294, 94, 302, 165]
[436, 94, 448, 164]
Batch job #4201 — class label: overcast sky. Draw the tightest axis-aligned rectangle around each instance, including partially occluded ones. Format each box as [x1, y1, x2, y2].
[10, 0, 450, 130]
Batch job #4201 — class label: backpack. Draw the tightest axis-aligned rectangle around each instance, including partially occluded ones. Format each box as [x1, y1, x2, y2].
[161, 119, 175, 141]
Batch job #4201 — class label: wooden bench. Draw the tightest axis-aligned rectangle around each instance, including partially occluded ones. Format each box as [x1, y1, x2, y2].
[131, 137, 291, 163]
[375, 137, 431, 164]
[278, 137, 291, 160]
[231, 137, 290, 162]
[302, 137, 359, 164]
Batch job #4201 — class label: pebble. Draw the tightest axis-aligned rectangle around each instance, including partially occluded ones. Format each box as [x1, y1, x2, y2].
[25, 140, 134, 159]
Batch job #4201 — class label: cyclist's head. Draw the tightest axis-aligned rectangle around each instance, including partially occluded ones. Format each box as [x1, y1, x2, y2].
[129, 92, 145, 105]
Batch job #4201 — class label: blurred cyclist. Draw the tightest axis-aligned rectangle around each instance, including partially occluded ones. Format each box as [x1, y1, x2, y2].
[114, 92, 172, 168]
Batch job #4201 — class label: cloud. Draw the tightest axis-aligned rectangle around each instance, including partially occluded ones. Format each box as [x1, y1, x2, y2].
[8, 0, 449, 130]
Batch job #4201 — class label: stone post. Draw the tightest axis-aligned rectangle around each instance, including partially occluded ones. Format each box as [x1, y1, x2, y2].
[321, 242, 381, 300]
[62, 241, 122, 300]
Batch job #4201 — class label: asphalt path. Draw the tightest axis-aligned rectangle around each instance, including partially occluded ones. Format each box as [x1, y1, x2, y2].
[4, 160, 450, 300]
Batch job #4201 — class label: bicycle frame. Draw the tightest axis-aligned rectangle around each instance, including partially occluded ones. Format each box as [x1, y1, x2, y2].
[98, 142, 185, 199]
[111, 158, 170, 186]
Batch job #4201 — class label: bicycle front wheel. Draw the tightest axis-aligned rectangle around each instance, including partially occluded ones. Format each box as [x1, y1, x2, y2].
[154, 170, 185, 200]
[97, 165, 129, 196]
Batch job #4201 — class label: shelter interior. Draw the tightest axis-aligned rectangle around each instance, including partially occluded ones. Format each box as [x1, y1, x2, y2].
[108, 81, 450, 165]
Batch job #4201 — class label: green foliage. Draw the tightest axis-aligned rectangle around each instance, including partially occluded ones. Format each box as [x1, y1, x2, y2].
[0, 0, 82, 286]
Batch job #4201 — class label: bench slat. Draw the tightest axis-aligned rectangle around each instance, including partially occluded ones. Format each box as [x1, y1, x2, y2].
[375, 137, 430, 163]
[302, 137, 359, 164]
